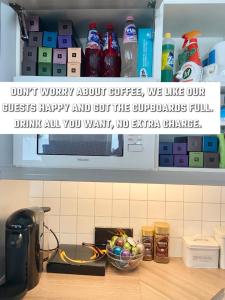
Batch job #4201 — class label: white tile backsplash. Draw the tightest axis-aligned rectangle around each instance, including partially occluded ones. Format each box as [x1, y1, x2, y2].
[27, 181, 225, 257]
[148, 184, 165, 201]
[203, 186, 221, 203]
[184, 185, 202, 202]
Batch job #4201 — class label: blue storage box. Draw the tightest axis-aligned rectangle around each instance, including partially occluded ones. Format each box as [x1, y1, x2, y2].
[203, 136, 218, 153]
[43, 31, 57, 48]
[137, 28, 154, 78]
[159, 142, 173, 155]
[159, 155, 173, 167]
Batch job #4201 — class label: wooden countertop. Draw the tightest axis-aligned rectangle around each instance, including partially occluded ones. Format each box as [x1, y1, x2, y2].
[25, 258, 225, 300]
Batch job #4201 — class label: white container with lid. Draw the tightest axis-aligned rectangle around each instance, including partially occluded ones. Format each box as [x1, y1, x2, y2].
[214, 226, 225, 269]
[182, 236, 219, 268]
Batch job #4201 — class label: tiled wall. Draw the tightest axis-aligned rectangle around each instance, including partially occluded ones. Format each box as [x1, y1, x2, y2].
[29, 181, 225, 257]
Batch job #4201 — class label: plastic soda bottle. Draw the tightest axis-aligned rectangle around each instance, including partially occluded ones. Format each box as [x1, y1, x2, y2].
[85, 22, 102, 77]
[102, 24, 121, 77]
[121, 16, 138, 77]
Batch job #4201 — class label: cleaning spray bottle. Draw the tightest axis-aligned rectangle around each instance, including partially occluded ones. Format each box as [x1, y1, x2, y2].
[177, 30, 203, 82]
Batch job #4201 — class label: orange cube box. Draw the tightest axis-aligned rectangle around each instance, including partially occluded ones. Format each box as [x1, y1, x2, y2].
[68, 48, 81, 63]
[67, 63, 81, 77]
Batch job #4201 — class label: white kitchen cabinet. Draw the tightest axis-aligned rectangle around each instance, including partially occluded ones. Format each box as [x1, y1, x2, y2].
[0, 0, 225, 184]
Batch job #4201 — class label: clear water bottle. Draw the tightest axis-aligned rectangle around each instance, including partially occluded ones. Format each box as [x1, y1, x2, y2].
[121, 16, 137, 77]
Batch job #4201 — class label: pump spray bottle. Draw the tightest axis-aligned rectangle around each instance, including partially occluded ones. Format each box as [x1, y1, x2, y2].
[177, 30, 202, 82]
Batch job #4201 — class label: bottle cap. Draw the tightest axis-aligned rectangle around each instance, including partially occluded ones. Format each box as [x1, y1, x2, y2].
[154, 222, 169, 235]
[106, 24, 113, 31]
[126, 16, 134, 21]
[89, 22, 97, 29]
[142, 226, 154, 236]
[164, 32, 172, 39]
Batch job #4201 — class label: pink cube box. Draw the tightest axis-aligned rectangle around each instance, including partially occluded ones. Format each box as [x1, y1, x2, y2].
[26, 16, 39, 32]
[53, 49, 67, 64]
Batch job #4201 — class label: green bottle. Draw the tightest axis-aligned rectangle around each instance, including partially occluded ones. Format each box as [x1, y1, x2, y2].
[161, 32, 175, 82]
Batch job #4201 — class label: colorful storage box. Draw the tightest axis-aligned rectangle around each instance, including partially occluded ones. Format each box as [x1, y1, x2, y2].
[23, 47, 37, 62]
[203, 136, 218, 153]
[58, 35, 72, 49]
[188, 136, 202, 152]
[58, 20, 73, 35]
[204, 153, 219, 168]
[26, 16, 39, 32]
[38, 63, 52, 76]
[189, 152, 204, 168]
[137, 28, 153, 77]
[67, 63, 80, 77]
[38, 47, 52, 63]
[28, 32, 43, 47]
[68, 48, 81, 63]
[43, 31, 57, 48]
[159, 155, 173, 167]
[53, 64, 67, 77]
[173, 143, 187, 155]
[53, 49, 67, 64]
[174, 155, 189, 167]
[22, 61, 36, 76]
[159, 142, 173, 155]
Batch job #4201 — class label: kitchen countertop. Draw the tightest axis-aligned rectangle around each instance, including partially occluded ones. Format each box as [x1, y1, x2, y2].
[25, 258, 225, 300]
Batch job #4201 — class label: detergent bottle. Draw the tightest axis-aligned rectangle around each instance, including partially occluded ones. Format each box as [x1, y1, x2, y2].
[177, 30, 203, 82]
[161, 32, 175, 82]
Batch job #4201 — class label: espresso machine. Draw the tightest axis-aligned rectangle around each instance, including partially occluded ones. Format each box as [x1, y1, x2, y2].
[0, 207, 50, 299]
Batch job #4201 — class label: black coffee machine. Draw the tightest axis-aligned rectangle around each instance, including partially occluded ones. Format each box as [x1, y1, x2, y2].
[0, 207, 50, 300]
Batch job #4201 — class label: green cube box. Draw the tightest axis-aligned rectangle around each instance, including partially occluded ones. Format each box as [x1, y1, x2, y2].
[38, 63, 52, 76]
[38, 47, 52, 63]
[189, 152, 203, 168]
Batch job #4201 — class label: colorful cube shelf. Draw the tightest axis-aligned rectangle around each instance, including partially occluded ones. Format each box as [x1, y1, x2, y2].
[173, 143, 187, 155]
[203, 136, 218, 153]
[43, 31, 57, 48]
[58, 35, 72, 49]
[38, 47, 52, 63]
[53, 64, 67, 77]
[28, 32, 43, 47]
[53, 49, 67, 65]
[189, 152, 204, 168]
[68, 48, 81, 63]
[67, 63, 81, 77]
[159, 155, 173, 167]
[58, 21, 73, 35]
[38, 63, 52, 76]
[159, 142, 173, 155]
[188, 136, 202, 152]
[23, 47, 37, 62]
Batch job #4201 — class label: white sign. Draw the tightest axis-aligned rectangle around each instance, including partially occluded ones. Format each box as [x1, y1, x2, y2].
[0, 81, 221, 134]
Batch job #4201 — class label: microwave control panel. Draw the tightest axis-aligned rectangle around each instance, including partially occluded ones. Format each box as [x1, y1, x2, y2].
[127, 135, 143, 152]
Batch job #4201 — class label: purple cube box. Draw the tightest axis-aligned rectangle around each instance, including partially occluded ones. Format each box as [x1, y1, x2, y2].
[58, 35, 72, 49]
[173, 143, 187, 155]
[159, 155, 174, 167]
[174, 155, 189, 167]
[53, 49, 67, 64]
[26, 16, 39, 32]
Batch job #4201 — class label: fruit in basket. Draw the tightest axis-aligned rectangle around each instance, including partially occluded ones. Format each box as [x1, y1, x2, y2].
[113, 246, 123, 256]
[127, 237, 136, 247]
[136, 242, 145, 254]
[121, 249, 131, 260]
[131, 246, 139, 256]
[115, 237, 125, 247]
[111, 235, 118, 245]
[124, 241, 132, 252]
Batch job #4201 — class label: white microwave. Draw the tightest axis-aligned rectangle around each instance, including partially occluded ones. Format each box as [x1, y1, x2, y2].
[13, 135, 157, 170]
